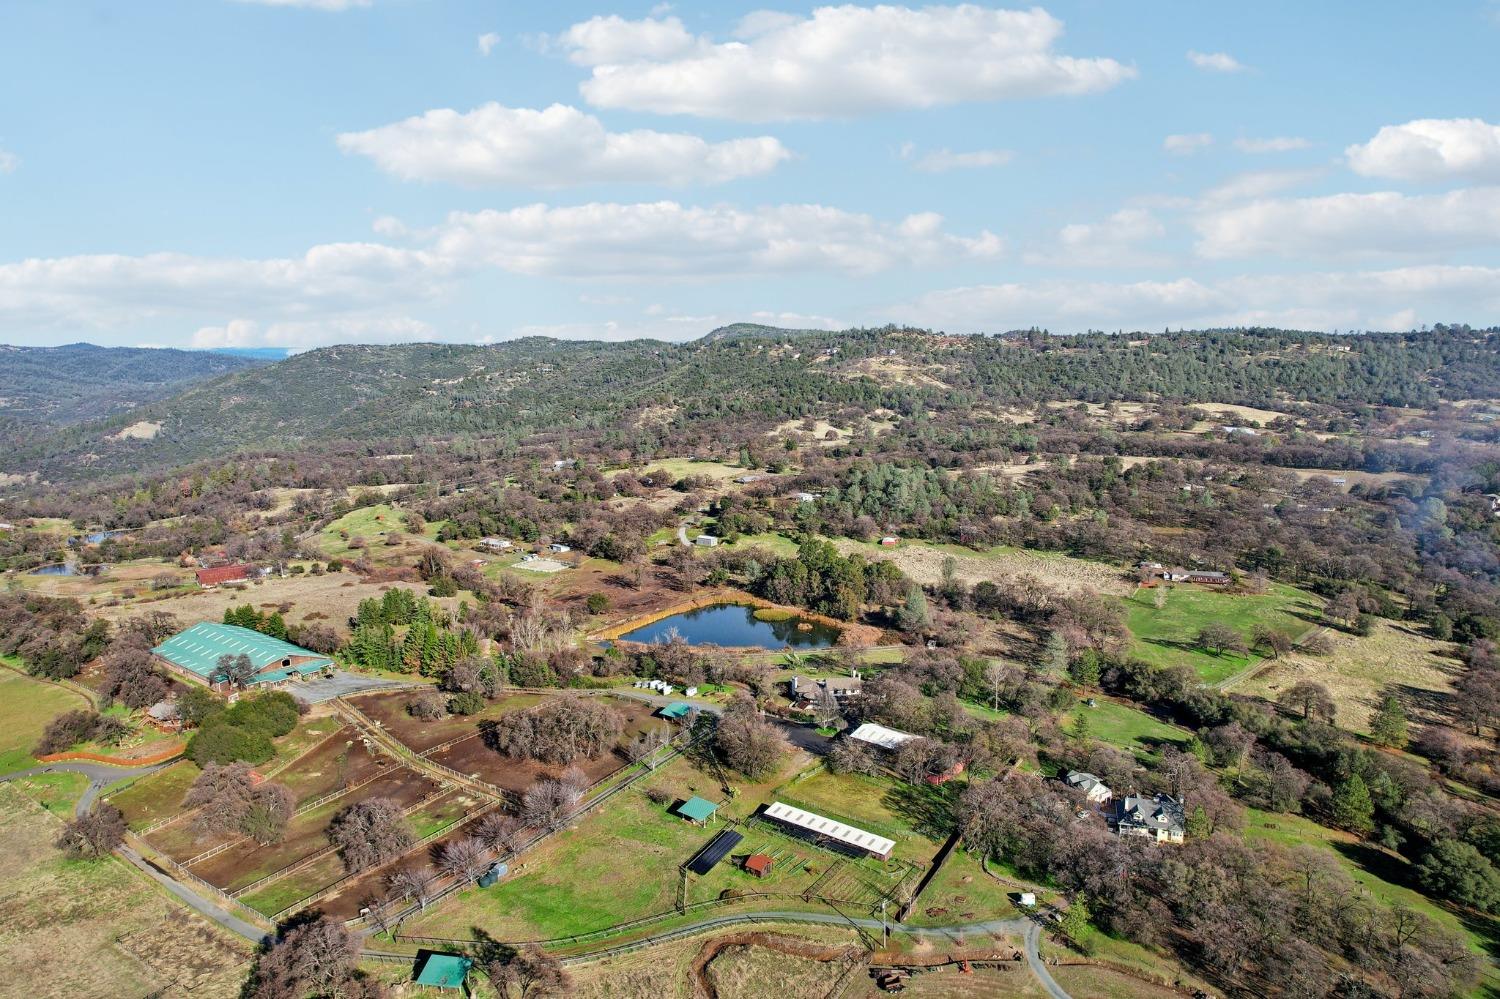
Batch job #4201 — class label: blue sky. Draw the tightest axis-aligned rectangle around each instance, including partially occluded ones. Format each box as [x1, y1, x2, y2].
[2, 0, 1499, 349]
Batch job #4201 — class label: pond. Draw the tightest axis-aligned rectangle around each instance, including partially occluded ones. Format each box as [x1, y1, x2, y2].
[619, 603, 840, 650]
[31, 562, 78, 576]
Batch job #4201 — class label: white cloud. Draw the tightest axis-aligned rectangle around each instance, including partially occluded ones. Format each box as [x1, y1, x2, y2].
[1233, 136, 1310, 153]
[1187, 50, 1246, 73]
[559, 6, 1134, 120]
[1194, 186, 1500, 258]
[423, 201, 1002, 278]
[192, 316, 434, 351]
[0, 147, 17, 174]
[901, 144, 1013, 172]
[477, 32, 501, 56]
[1164, 132, 1214, 155]
[1023, 208, 1167, 267]
[1346, 118, 1500, 182]
[901, 265, 1500, 333]
[231, 0, 372, 9]
[1200, 168, 1322, 203]
[337, 102, 791, 187]
[0, 244, 449, 330]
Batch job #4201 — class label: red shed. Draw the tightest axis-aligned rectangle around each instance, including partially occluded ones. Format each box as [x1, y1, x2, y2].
[744, 853, 773, 879]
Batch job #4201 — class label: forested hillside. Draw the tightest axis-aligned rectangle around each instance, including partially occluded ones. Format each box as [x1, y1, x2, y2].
[6, 325, 1498, 482]
[0, 343, 266, 431]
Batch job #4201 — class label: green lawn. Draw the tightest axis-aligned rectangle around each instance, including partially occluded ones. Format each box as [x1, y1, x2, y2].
[0, 658, 94, 772]
[317, 503, 441, 558]
[7, 771, 91, 817]
[1122, 583, 1318, 683]
[771, 768, 944, 864]
[1060, 699, 1191, 762]
[108, 760, 202, 829]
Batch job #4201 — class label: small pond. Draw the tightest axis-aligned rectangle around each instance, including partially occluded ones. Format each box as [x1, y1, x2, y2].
[619, 603, 840, 650]
[31, 562, 78, 576]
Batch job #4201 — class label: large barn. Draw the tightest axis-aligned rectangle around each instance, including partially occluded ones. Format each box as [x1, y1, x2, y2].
[152, 622, 332, 691]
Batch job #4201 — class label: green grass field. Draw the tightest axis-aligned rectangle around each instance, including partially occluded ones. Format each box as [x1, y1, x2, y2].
[1060, 699, 1192, 762]
[317, 503, 442, 559]
[1244, 808, 1500, 989]
[1122, 583, 1318, 683]
[0, 659, 94, 772]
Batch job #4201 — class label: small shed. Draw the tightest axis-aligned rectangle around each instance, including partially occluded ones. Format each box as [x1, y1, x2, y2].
[414, 952, 472, 989]
[694, 534, 720, 547]
[744, 853, 773, 879]
[1018, 891, 1037, 907]
[676, 796, 719, 825]
[477, 861, 509, 888]
[659, 700, 692, 720]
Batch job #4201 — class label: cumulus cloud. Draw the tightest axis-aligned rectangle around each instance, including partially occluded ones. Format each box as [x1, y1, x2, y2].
[192, 316, 434, 351]
[901, 265, 1500, 333]
[337, 102, 791, 187]
[1233, 136, 1310, 153]
[1023, 208, 1167, 267]
[1194, 186, 1500, 258]
[0, 244, 450, 330]
[559, 6, 1134, 120]
[477, 32, 501, 56]
[1187, 50, 1246, 73]
[422, 201, 1003, 278]
[1164, 132, 1214, 154]
[1346, 118, 1500, 182]
[900, 144, 1013, 172]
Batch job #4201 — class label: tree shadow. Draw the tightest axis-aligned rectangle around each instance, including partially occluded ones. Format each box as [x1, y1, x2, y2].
[1331, 841, 1500, 962]
[882, 781, 960, 840]
[468, 927, 517, 966]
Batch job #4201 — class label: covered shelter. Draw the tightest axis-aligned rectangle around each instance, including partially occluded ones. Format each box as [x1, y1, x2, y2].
[658, 701, 693, 720]
[685, 829, 743, 876]
[414, 952, 472, 990]
[847, 722, 917, 752]
[760, 801, 895, 860]
[675, 795, 719, 825]
[152, 622, 332, 691]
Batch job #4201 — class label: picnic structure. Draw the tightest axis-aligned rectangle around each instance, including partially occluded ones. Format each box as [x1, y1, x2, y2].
[675, 795, 719, 825]
[414, 952, 473, 990]
[151, 622, 332, 691]
[658, 700, 693, 720]
[760, 801, 895, 860]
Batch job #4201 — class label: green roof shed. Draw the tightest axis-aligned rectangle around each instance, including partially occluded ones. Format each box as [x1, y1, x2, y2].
[676, 795, 719, 824]
[414, 952, 472, 989]
[659, 700, 693, 719]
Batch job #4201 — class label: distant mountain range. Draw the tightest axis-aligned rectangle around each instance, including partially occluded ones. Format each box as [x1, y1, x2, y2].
[0, 343, 270, 430]
[3, 325, 1495, 485]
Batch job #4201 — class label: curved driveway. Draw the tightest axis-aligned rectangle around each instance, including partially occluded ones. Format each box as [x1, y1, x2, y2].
[1, 760, 166, 814]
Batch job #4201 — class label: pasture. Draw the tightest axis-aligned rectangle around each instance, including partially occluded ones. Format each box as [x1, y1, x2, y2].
[1122, 582, 1317, 683]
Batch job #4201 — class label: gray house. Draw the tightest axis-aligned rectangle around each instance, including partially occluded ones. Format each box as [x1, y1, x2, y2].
[1112, 794, 1186, 843]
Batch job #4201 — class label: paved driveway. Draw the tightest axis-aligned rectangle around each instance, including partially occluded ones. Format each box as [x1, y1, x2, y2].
[290, 670, 417, 704]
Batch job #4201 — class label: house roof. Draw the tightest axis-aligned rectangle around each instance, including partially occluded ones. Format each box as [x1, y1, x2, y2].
[1115, 794, 1186, 833]
[676, 796, 719, 822]
[1066, 771, 1110, 795]
[762, 801, 895, 857]
[659, 701, 693, 719]
[847, 722, 916, 751]
[414, 953, 473, 988]
[195, 564, 253, 586]
[152, 622, 331, 683]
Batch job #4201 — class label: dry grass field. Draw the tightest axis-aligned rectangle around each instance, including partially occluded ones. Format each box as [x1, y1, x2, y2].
[834, 538, 1131, 597]
[1237, 620, 1462, 733]
[0, 783, 250, 999]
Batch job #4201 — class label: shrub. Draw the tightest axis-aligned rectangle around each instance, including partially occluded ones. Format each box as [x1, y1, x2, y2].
[35, 710, 128, 755]
[448, 691, 485, 716]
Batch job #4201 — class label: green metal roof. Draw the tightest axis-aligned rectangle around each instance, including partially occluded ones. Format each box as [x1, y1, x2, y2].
[677, 795, 719, 822]
[659, 700, 693, 719]
[151, 622, 330, 684]
[414, 953, 472, 988]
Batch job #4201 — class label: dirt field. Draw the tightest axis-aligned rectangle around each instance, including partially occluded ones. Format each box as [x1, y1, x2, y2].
[91, 571, 430, 638]
[427, 697, 669, 793]
[348, 689, 547, 752]
[0, 783, 251, 999]
[1277, 467, 1427, 493]
[1236, 620, 1462, 733]
[273, 725, 390, 806]
[834, 539, 1131, 597]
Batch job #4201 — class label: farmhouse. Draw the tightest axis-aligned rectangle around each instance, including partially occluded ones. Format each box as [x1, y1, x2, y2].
[194, 563, 258, 588]
[847, 722, 917, 752]
[760, 801, 895, 860]
[152, 622, 332, 691]
[1139, 564, 1231, 586]
[788, 674, 863, 709]
[477, 537, 512, 551]
[1065, 770, 1113, 804]
[1112, 793, 1186, 843]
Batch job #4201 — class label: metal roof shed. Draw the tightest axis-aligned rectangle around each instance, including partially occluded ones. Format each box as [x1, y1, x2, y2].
[658, 701, 693, 720]
[676, 795, 719, 824]
[414, 952, 472, 989]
